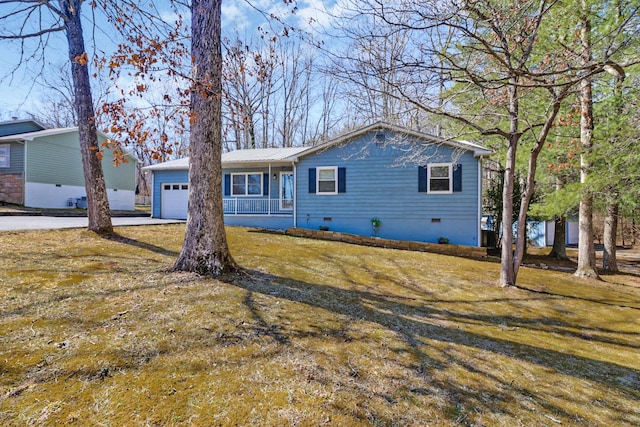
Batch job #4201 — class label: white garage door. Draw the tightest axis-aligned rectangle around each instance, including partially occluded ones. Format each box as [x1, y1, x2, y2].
[161, 183, 189, 219]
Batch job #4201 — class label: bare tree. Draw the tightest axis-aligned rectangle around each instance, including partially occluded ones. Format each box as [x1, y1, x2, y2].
[332, 9, 430, 128]
[0, 0, 112, 233]
[26, 61, 112, 128]
[222, 35, 277, 149]
[311, 71, 341, 143]
[29, 63, 78, 127]
[272, 37, 314, 147]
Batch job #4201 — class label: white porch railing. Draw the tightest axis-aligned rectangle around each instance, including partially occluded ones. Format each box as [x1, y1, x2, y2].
[223, 198, 293, 215]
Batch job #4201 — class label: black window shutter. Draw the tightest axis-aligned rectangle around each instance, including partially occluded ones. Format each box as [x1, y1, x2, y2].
[263, 173, 269, 196]
[338, 167, 346, 193]
[453, 164, 462, 192]
[308, 168, 316, 193]
[224, 174, 231, 196]
[418, 166, 427, 192]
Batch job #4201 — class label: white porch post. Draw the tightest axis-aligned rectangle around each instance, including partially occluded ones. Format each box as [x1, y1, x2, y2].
[268, 163, 272, 215]
[477, 157, 483, 248]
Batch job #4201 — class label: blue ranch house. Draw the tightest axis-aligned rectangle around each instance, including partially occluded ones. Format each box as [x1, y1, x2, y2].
[145, 122, 492, 247]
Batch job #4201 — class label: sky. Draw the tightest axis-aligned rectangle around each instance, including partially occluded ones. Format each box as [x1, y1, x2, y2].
[0, 0, 339, 122]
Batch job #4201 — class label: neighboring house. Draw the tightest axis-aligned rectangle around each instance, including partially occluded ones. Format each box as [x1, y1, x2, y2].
[146, 122, 492, 246]
[528, 219, 579, 247]
[0, 119, 137, 210]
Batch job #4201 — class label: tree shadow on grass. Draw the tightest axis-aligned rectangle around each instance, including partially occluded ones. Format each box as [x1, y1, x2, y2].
[103, 232, 179, 258]
[226, 268, 640, 424]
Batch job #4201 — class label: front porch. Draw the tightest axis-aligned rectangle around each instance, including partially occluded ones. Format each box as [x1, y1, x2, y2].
[223, 197, 293, 216]
[223, 197, 294, 230]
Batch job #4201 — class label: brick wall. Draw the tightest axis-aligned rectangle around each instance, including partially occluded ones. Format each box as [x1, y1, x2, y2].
[0, 173, 23, 205]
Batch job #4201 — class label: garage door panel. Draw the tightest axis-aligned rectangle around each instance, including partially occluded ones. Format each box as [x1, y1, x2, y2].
[161, 182, 188, 219]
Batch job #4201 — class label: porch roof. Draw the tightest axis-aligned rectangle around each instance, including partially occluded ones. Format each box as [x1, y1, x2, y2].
[222, 146, 307, 163]
[144, 146, 308, 171]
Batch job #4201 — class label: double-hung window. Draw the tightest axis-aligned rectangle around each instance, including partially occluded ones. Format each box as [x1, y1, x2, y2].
[317, 166, 338, 194]
[428, 163, 452, 194]
[0, 145, 9, 168]
[232, 173, 262, 196]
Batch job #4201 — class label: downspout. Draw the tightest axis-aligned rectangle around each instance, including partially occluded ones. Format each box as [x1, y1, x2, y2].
[293, 160, 297, 228]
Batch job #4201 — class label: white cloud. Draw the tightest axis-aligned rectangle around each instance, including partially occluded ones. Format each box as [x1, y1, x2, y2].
[293, 0, 335, 31]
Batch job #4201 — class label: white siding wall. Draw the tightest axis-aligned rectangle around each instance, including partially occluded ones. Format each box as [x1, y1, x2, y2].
[25, 182, 135, 210]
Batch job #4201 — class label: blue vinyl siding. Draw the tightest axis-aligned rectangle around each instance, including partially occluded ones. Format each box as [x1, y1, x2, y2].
[151, 169, 189, 217]
[296, 130, 481, 246]
[528, 221, 547, 247]
[224, 215, 293, 229]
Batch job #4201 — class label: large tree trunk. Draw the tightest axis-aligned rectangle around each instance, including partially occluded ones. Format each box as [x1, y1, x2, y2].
[499, 82, 519, 287]
[549, 216, 568, 259]
[173, 0, 237, 276]
[603, 201, 619, 272]
[576, 189, 598, 279]
[61, 0, 112, 234]
[575, 1, 599, 280]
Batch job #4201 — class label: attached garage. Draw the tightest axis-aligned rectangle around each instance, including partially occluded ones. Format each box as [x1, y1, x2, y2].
[142, 158, 190, 219]
[161, 182, 189, 219]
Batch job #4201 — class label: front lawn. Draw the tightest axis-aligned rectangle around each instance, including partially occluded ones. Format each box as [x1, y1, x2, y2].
[0, 225, 638, 426]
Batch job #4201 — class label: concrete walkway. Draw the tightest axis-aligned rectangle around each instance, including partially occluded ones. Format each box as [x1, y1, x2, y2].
[0, 216, 183, 231]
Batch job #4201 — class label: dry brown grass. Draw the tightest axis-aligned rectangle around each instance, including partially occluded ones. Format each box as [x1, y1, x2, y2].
[0, 225, 639, 426]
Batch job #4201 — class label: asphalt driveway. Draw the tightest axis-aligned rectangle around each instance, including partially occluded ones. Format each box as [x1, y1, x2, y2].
[0, 216, 183, 231]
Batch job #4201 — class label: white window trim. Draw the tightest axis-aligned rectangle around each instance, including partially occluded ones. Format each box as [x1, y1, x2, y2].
[231, 172, 263, 197]
[0, 144, 9, 168]
[427, 163, 453, 194]
[316, 166, 338, 195]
